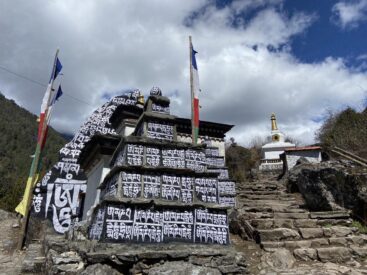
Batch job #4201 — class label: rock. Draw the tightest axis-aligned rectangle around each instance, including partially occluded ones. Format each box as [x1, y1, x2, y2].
[293, 248, 317, 261]
[52, 251, 82, 265]
[287, 161, 367, 219]
[257, 228, 300, 241]
[148, 261, 221, 275]
[81, 263, 122, 275]
[283, 240, 312, 249]
[330, 226, 355, 237]
[299, 228, 324, 239]
[263, 249, 296, 269]
[317, 247, 352, 263]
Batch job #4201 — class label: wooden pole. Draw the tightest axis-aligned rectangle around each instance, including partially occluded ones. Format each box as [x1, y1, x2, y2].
[189, 36, 195, 145]
[17, 49, 59, 250]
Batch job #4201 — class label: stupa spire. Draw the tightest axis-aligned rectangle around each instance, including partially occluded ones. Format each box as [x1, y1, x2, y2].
[271, 113, 278, 131]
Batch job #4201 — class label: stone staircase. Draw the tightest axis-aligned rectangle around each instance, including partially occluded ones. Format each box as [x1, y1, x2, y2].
[236, 179, 367, 263]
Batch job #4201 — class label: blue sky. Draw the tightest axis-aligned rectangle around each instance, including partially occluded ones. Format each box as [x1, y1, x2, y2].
[285, 0, 367, 66]
[0, 0, 367, 145]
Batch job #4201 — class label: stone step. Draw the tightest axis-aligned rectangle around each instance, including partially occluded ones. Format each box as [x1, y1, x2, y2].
[238, 194, 295, 200]
[273, 212, 310, 219]
[242, 205, 302, 213]
[242, 200, 298, 207]
[293, 246, 367, 262]
[237, 190, 283, 196]
[21, 243, 46, 273]
[316, 218, 353, 227]
[256, 228, 301, 242]
[250, 218, 312, 230]
[309, 211, 350, 219]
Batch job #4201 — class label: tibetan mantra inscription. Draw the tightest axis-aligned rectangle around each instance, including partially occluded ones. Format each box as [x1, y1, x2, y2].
[90, 204, 229, 244]
[147, 121, 174, 141]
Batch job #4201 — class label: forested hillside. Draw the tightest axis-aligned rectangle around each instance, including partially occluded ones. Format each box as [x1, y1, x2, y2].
[0, 93, 66, 211]
[317, 107, 367, 159]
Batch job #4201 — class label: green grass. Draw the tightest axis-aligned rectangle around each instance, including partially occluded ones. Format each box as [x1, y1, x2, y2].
[351, 221, 367, 234]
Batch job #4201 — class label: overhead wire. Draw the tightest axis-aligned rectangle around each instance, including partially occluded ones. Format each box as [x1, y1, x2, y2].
[0, 64, 94, 107]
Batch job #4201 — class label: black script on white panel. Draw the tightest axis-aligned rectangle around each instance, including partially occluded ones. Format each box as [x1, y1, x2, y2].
[126, 144, 144, 166]
[185, 149, 206, 172]
[143, 174, 161, 199]
[162, 149, 185, 169]
[161, 174, 181, 201]
[147, 121, 174, 141]
[194, 209, 229, 245]
[121, 172, 141, 198]
[146, 147, 161, 167]
[105, 205, 134, 241]
[89, 207, 105, 240]
[195, 178, 218, 204]
[181, 176, 194, 204]
[163, 210, 193, 242]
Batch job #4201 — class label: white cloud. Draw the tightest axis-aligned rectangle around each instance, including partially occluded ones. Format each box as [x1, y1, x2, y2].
[0, 0, 366, 147]
[332, 0, 367, 29]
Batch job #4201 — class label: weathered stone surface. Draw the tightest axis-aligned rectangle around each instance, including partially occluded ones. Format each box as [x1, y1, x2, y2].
[148, 261, 221, 275]
[273, 212, 309, 219]
[287, 160, 367, 222]
[273, 219, 294, 228]
[310, 211, 350, 219]
[258, 228, 300, 241]
[350, 246, 367, 257]
[294, 219, 317, 228]
[330, 226, 356, 237]
[310, 238, 329, 247]
[52, 251, 82, 265]
[284, 240, 312, 249]
[294, 248, 318, 261]
[250, 219, 274, 229]
[317, 247, 352, 263]
[329, 237, 348, 246]
[80, 263, 122, 275]
[261, 241, 285, 249]
[21, 243, 45, 273]
[299, 228, 324, 239]
[262, 249, 296, 269]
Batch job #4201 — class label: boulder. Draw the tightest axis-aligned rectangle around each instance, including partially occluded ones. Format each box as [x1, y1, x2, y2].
[317, 247, 351, 263]
[287, 161, 367, 222]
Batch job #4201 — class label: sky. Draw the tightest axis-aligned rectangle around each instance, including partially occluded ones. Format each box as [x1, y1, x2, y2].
[1, 0, 367, 146]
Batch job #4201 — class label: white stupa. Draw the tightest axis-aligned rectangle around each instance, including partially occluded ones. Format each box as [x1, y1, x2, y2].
[259, 113, 296, 171]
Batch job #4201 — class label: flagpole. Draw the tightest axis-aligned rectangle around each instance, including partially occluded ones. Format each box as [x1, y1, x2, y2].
[17, 49, 60, 250]
[189, 36, 196, 145]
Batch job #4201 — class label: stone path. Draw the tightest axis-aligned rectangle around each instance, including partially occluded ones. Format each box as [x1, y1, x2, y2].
[233, 178, 367, 273]
[0, 210, 25, 275]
